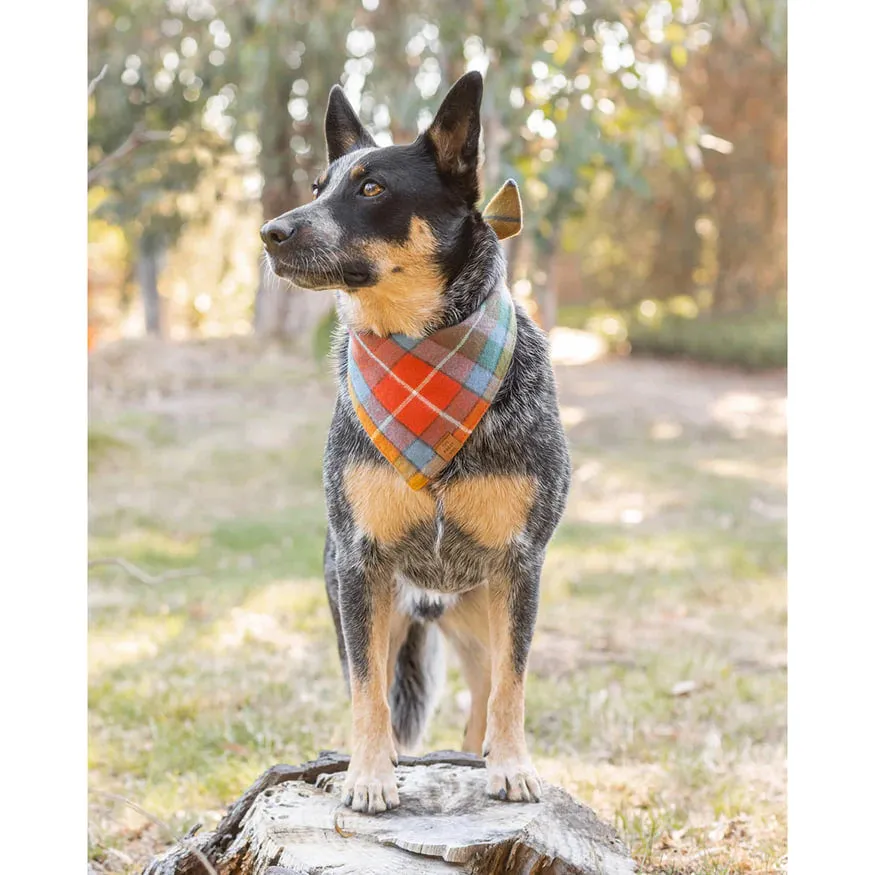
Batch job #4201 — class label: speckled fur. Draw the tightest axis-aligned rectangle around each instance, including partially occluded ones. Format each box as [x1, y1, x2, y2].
[265, 72, 571, 809]
[323, 217, 571, 740]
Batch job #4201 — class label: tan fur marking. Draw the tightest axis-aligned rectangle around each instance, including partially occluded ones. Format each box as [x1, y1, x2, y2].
[350, 678, 394, 765]
[344, 463, 436, 544]
[350, 611, 392, 766]
[349, 164, 367, 181]
[485, 592, 526, 756]
[441, 474, 536, 548]
[439, 588, 492, 754]
[482, 579, 541, 801]
[339, 217, 444, 337]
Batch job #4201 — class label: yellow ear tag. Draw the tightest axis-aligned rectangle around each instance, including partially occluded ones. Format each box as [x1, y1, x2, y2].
[482, 179, 523, 240]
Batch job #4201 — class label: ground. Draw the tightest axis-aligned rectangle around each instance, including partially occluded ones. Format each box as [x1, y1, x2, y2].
[88, 333, 786, 874]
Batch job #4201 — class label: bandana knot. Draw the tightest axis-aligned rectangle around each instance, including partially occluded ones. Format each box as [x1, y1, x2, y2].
[347, 287, 517, 490]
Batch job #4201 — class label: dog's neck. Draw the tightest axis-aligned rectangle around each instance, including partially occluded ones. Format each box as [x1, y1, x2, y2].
[438, 218, 507, 331]
[335, 218, 506, 338]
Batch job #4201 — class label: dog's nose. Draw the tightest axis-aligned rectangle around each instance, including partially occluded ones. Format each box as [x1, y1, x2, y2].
[260, 218, 297, 247]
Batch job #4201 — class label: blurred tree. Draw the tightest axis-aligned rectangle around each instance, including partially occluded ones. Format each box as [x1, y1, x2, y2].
[239, 2, 358, 336]
[549, 0, 786, 321]
[686, 0, 787, 312]
[87, 0, 786, 345]
[88, 0, 237, 336]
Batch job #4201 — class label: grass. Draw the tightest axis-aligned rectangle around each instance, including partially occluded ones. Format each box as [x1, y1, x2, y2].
[88, 337, 786, 874]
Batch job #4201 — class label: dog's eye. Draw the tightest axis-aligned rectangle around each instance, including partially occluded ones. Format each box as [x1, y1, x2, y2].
[360, 181, 384, 198]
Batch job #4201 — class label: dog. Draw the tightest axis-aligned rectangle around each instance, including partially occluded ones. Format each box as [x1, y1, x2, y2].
[261, 71, 571, 814]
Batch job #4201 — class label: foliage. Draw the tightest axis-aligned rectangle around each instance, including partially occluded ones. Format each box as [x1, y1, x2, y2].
[88, 0, 237, 243]
[87, 0, 787, 363]
[627, 309, 787, 370]
[559, 299, 787, 370]
[88, 1, 701, 260]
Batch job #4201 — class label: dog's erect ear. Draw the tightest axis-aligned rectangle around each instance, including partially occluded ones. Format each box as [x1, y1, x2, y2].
[324, 85, 376, 164]
[424, 71, 483, 205]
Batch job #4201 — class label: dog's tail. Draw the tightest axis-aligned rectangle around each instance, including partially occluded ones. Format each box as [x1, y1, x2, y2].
[389, 621, 445, 753]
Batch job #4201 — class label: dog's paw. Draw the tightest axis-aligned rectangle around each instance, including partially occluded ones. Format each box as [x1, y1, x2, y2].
[342, 760, 400, 814]
[485, 755, 542, 803]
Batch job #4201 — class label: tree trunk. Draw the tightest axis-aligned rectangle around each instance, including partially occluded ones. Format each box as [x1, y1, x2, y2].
[254, 262, 335, 344]
[137, 237, 163, 337]
[142, 751, 634, 875]
[504, 233, 523, 287]
[252, 23, 314, 339]
[532, 231, 560, 333]
[253, 263, 292, 340]
[648, 172, 701, 301]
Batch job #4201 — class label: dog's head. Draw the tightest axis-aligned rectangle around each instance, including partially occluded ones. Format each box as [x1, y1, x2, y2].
[261, 72, 485, 336]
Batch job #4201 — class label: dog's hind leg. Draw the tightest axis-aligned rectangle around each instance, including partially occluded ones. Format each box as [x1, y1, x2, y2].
[439, 587, 491, 755]
[389, 619, 445, 754]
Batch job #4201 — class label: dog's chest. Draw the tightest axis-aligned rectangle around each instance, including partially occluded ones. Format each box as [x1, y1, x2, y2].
[342, 462, 535, 587]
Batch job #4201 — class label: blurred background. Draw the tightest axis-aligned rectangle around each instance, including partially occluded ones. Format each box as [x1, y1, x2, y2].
[88, 2, 786, 874]
[88, 0, 786, 368]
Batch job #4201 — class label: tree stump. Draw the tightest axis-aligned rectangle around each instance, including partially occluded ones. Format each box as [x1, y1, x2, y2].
[142, 751, 635, 875]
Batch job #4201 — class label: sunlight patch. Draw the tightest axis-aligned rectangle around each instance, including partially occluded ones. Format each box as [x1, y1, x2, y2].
[549, 327, 608, 365]
[560, 405, 587, 427]
[650, 419, 683, 441]
[709, 390, 786, 437]
[212, 607, 311, 656]
[697, 457, 787, 488]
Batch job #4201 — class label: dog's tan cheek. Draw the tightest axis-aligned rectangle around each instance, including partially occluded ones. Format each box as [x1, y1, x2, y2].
[441, 475, 536, 548]
[343, 218, 444, 336]
[344, 463, 436, 544]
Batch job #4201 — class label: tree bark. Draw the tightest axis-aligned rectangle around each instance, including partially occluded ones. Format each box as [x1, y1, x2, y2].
[252, 25, 316, 339]
[532, 230, 560, 333]
[142, 751, 634, 875]
[648, 172, 701, 302]
[137, 237, 164, 337]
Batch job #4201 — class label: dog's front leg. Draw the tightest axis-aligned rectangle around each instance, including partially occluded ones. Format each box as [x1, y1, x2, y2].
[483, 559, 542, 803]
[338, 555, 399, 813]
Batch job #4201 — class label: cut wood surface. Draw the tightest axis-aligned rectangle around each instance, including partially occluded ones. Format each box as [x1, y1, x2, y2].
[142, 751, 635, 875]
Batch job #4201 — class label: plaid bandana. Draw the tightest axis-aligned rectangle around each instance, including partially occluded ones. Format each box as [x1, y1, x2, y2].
[347, 287, 517, 491]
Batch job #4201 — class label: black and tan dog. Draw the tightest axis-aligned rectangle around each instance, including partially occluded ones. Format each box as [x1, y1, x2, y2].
[261, 71, 570, 814]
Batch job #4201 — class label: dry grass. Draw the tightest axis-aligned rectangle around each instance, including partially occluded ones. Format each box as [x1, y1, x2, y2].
[88, 335, 786, 874]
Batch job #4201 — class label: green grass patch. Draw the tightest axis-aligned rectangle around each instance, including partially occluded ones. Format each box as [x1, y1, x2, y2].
[88, 426, 135, 471]
[88, 339, 785, 874]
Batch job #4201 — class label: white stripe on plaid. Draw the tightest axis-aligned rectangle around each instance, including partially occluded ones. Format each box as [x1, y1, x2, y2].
[349, 301, 489, 439]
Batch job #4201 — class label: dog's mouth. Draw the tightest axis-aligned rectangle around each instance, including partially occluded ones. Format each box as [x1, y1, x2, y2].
[264, 251, 375, 291]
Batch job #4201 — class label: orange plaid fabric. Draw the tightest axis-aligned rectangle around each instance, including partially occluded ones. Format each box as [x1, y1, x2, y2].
[347, 288, 517, 490]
